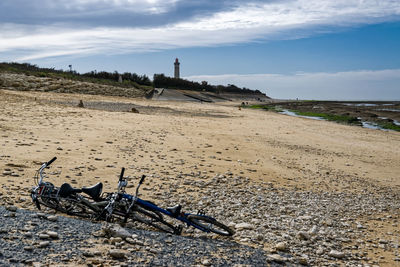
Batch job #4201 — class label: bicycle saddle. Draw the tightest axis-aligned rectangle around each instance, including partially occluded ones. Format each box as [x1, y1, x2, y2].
[59, 183, 82, 197]
[82, 182, 103, 201]
[167, 204, 182, 217]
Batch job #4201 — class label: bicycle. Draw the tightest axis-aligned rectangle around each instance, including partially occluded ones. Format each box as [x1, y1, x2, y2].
[31, 157, 113, 220]
[31, 157, 178, 231]
[31, 157, 234, 236]
[116, 169, 234, 236]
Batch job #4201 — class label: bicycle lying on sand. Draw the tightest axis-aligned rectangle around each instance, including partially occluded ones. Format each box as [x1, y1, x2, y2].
[31, 157, 234, 236]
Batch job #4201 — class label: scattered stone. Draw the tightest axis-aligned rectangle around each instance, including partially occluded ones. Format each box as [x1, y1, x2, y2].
[275, 242, 287, 252]
[83, 251, 95, 257]
[235, 222, 254, 230]
[47, 231, 59, 239]
[328, 250, 345, 259]
[47, 215, 58, 222]
[23, 246, 34, 251]
[268, 254, 287, 263]
[39, 233, 50, 239]
[109, 249, 126, 259]
[38, 241, 50, 248]
[103, 225, 131, 239]
[5, 205, 17, 212]
[201, 259, 212, 266]
[297, 231, 310, 241]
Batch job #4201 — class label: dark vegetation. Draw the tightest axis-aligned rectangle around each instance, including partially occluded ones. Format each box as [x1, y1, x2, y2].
[153, 74, 262, 94]
[0, 62, 152, 91]
[0, 62, 263, 95]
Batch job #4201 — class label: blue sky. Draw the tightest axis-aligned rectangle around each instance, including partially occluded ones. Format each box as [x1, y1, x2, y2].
[1, 0, 400, 100]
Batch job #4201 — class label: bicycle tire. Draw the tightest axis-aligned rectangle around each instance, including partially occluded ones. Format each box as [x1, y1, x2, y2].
[127, 205, 177, 234]
[187, 215, 234, 236]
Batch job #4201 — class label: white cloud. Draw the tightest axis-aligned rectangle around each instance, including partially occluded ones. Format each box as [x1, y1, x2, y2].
[0, 0, 400, 60]
[44, 0, 180, 14]
[185, 69, 400, 100]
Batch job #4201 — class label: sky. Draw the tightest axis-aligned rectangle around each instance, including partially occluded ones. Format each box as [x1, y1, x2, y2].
[1, 0, 400, 100]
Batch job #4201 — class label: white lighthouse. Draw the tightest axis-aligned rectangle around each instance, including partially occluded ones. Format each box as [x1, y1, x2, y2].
[174, 58, 180, 79]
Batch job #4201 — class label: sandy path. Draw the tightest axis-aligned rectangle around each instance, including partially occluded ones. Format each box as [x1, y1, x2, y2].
[1, 89, 399, 265]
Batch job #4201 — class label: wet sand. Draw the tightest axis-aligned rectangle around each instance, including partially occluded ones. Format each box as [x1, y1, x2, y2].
[0, 89, 399, 265]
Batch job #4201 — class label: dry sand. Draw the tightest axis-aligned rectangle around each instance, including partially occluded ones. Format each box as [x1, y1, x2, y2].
[1, 89, 399, 265]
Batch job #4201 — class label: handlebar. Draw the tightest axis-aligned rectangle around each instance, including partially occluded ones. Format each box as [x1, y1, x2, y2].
[46, 157, 57, 167]
[119, 167, 125, 181]
[139, 175, 146, 184]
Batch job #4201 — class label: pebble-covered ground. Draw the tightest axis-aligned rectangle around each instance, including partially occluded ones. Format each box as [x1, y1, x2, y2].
[0, 206, 293, 266]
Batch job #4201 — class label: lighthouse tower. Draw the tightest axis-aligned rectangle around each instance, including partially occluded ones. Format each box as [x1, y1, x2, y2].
[174, 58, 180, 79]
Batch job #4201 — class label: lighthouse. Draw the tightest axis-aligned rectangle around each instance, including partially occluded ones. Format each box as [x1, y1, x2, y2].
[174, 58, 180, 79]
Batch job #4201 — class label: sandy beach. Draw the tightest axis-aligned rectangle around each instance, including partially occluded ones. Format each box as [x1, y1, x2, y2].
[1, 88, 399, 266]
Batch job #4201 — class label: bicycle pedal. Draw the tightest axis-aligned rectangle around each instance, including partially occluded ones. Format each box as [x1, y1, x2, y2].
[175, 225, 183, 235]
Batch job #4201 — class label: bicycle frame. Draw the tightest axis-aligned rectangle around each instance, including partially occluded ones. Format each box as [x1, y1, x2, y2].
[117, 175, 220, 234]
[129, 195, 217, 233]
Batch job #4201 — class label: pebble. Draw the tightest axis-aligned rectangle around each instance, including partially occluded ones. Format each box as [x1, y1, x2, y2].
[5, 205, 17, 212]
[275, 242, 287, 251]
[268, 254, 287, 263]
[39, 233, 50, 239]
[235, 222, 254, 230]
[47, 215, 58, 222]
[328, 250, 345, 259]
[109, 249, 126, 259]
[201, 259, 212, 266]
[47, 231, 59, 239]
[297, 231, 310, 240]
[24, 246, 34, 251]
[38, 241, 50, 248]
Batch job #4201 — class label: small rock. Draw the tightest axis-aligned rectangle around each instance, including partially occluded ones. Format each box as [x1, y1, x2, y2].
[201, 259, 211, 266]
[328, 250, 345, 259]
[297, 231, 310, 240]
[47, 215, 58, 222]
[39, 233, 50, 239]
[39, 241, 50, 248]
[23, 245, 34, 252]
[298, 256, 308, 265]
[268, 254, 287, 263]
[103, 225, 131, 239]
[109, 249, 126, 259]
[83, 251, 94, 257]
[235, 222, 254, 230]
[275, 242, 287, 251]
[47, 231, 58, 239]
[316, 247, 324, 255]
[308, 225, 318, 236]
[125, 238, 136, 244]
[110, 237, 123, 244]
[6, 205, 17, 212]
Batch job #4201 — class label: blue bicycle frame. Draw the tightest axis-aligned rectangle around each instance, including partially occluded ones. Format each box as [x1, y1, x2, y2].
[120, 193, 217, 233]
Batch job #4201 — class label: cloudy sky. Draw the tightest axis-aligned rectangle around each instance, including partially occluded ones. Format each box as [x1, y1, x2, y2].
[1, 0, 400, 100]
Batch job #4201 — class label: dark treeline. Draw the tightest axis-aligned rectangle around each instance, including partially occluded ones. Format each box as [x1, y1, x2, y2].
[0, 62, 65, 74]
[1, 62, 262, 94]
[82, 71, 152, 86]
[0, 62, 151, 86]
[153, 74, 261, 94]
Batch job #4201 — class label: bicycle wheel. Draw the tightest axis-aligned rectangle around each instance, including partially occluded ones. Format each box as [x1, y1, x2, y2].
[127, 205, 177, 234]
[187, 215, 234, 236]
